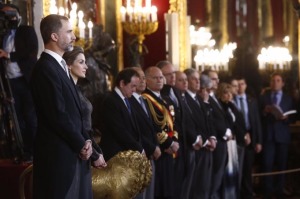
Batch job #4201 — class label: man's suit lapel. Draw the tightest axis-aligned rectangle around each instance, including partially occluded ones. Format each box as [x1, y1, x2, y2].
[43, 53, 82, 114]
[209, 95, 225, 116]
[132, 97, 153, 129]
[113, 91, 140, 139]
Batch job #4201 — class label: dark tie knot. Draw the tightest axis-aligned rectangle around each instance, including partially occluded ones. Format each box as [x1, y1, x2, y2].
[272, 92, 278, 104]
[124, 98, 131, 113]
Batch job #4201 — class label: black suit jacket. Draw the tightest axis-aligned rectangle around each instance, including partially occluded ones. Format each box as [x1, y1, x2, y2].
[10, 25, 38, 82]
[185, 92, 211, 145]
[220, 101, 246, 146]
[99, 90, 143, 160]
[31, 52, 88, 198]
[130, 96, 158, 158]
[259, 90, 295, 144]
[234, 95, 262, 147]
[208, 95, 230, 140]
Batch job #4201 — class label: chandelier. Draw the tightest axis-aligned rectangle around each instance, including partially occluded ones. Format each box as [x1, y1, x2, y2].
[189, 25, 236, 71]
[189, 26, 215, 47]
[48, 0, 93, 50]
[120, 0, 158, 54]
[257, 46, 292, 71]
[193, 43, 237, 72]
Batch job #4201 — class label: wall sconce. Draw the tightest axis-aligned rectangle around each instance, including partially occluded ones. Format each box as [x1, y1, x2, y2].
[257, 46, 292, 71]
[49, 0, 93, 50]
[120, 0, 158, 54]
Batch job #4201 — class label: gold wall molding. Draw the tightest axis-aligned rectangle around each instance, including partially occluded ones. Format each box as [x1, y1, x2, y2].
[219, 0, 228, 48]
[169, 0, 188, 70]
[259, 0, 273, 39]
[116, 0, 123, 71]
[43, 0, 50, 17]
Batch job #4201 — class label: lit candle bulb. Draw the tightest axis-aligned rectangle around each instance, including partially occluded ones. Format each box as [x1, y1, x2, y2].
[127, 0, 131, 9]
[79, 22, 86, 39]
[58, 7, 65, 16]
[88, 20, 93, 39]
[146, 0, 151, 8]
[50, 5, 58, 14]
[127, 6, 133, 22]
[121, 6, 126, 22]
[71, 3, 77, 12]
[151, 6, 157, 22]
[78, 11, 85, 39]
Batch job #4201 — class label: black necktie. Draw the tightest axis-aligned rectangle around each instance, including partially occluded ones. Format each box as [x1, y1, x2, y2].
[272, 92, 278, 104]
[124, 98, 131, 114]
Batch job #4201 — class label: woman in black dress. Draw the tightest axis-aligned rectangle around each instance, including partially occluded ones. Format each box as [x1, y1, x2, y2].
[63, 46, 107, 197]
[215, 83, 246, 199]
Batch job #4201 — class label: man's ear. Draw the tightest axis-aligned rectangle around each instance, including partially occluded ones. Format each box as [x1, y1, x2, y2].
[51, 33, 58, 42]
[120, 80, 124, 88]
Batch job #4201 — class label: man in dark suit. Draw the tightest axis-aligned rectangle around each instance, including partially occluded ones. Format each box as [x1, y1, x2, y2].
[234, 77, 262, 199]
[259, 73, 296, 199]
[183, 69, 216, 199]
[131, 67, 161, 199]
[202, 69, 231, 199]
[30, 14, 93, 199]
[143, 66, 179, 199]
[0, 4, 38, 160]
[156, 61, 186, 199]
[99, 68, 144, 160]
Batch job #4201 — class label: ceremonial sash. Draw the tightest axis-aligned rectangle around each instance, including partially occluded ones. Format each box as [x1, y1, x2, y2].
[142, 93, 174, 131]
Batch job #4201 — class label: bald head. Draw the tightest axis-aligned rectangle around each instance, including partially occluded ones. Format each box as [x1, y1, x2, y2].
[145, 66, 164, 92]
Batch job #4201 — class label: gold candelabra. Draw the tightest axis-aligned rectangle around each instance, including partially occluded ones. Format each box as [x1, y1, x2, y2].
[48, 1, 94, 50]
[73, 23, 93, 50]
[122, 21, 158, 53]
[121, 0, 159, 54]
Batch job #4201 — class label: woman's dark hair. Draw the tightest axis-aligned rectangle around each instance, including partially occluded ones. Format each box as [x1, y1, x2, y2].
[62, 46, 84, 65]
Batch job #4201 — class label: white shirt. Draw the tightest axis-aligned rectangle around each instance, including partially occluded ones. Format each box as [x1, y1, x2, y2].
[114, 87, 128, 108]
[44, 49, 67, 73]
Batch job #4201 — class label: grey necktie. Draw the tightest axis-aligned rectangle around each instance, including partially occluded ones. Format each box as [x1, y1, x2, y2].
[239, 97, 246, 116]
[61, 59, 70, 78]
[139, 96, 149, 116]
[194, 96, 201, 107]
[169, 88, 179, 107]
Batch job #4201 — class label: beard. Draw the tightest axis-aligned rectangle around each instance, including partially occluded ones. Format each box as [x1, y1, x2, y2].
[65, 44, 74, 52]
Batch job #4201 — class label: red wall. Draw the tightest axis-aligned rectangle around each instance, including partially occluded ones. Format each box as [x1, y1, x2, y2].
[143, 0, 170, 67]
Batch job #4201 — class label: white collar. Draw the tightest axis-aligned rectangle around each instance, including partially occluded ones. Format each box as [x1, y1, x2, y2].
[186, 89, 197, 98]
[44, 49, 63, 65]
